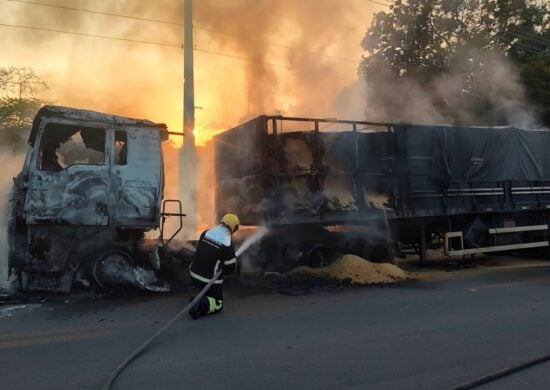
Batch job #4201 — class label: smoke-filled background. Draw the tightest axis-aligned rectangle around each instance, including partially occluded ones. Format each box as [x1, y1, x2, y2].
[0, 149, 24, 290]
[0, 0, 383, 286]
[0, 1, 548, 285]
[1, 0, 380, 136]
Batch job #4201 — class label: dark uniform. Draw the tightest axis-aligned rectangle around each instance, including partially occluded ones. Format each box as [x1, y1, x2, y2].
[189, 224, 237, 318]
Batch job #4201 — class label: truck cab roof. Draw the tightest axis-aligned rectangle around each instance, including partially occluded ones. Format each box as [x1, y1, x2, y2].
[29, 105, 168, 146]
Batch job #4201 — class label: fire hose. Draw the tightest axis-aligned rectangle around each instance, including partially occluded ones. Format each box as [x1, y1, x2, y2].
[449, 352, 550, 389]
[102, 227, 268, 390]
[102, 269, 222, 390]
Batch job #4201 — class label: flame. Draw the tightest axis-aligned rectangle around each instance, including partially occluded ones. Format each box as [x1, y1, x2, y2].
[192, 124, 226, 147]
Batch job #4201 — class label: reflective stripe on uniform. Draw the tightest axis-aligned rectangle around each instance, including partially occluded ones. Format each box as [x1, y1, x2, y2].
[190, 270, 223, 284]
[207, 297, 223, 314]
[224, 258, 237, 265]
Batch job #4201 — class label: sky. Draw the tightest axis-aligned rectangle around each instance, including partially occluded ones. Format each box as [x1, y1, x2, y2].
[0, 0, 386, 144]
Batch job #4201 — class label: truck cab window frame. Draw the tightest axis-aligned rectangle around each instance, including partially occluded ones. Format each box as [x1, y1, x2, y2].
[114, 130, 128, 166]
[37, 123, 106, 171]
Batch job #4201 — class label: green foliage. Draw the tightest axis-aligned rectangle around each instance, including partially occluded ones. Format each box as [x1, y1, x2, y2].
[0, 67, 48, 151]
[0, 67, 48, 99]
[361, 0, 549, 126]
[520, 53, 550, 124]
[0, 97, 44, 151]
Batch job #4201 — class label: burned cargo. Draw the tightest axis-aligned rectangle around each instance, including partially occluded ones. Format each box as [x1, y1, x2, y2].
[215, 116, 550, 269]
[8, 106, 182, 292]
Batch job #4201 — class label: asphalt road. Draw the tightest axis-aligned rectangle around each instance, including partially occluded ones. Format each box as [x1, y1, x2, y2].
[2, 261, 550, 390]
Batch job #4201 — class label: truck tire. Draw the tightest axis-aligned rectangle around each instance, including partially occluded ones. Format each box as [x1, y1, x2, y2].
[91, 248, 135, 289]
[368, 245, 394, 264]
[306, 244, 335, 268]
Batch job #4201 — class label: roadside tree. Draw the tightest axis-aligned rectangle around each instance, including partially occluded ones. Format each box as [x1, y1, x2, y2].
[0, 67, 48, 151]
[361, 0, 549, 126]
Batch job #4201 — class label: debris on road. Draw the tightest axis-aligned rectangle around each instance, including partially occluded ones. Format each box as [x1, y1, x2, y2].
[0, 304, 41, 319]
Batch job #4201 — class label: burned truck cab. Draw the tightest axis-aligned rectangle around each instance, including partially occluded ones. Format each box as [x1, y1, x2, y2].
[9, 106, 168, 292]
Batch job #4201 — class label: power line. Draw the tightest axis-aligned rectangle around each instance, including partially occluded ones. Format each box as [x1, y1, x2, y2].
[0, 22, 355, 82]
[508, 31, 550, 46]
[192, 25, 361, 65]
[6, 0, 362, 65]
[196, 48, 354, 80]
[366, 0, 392, 7]
[0, 22, 181, 47]
[195, 47, 289, 69]
[6, 0, 182, 26]
[503, 32, 549, 53]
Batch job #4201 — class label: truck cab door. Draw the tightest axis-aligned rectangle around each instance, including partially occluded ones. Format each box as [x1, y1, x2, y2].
[110, 127, 162, 227]
[26, 121, 110, 225]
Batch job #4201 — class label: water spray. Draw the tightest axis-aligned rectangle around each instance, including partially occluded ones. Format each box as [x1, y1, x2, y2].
[102, 226, 269, 390]
[236, 226, 269, 257]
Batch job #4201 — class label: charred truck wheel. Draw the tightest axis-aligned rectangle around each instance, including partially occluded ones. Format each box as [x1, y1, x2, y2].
[305, 244, 335, 268]
[92, 248, 135, 289]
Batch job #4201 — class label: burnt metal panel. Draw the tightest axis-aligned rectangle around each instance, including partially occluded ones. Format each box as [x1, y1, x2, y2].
[215, 116, 550, 226]
[29, 105, 167, 147]
[215, 116, 392, 226]
[26, 118, 110, 226]
[26, 167, 110, 225]
[112, 127, 163, 226]
[25, 114, 164, 228]
[215, 116, 267, 225]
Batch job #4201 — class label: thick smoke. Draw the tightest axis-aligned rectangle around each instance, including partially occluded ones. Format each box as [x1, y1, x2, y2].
[3, 0, 376, 234]
[4, 0, 372, 129]
[3, 0, 543, 244]
[360, 51, 543, 128]
[188, 0, 378, 129]
[0, 148, 24, 291]
[162, 140, 215, 237]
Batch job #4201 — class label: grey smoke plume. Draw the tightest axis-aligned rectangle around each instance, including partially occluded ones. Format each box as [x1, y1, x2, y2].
[0, 148, 24, 291]
[194, 0, 365, 119]
[356, 50, 545, 129]
[6, 0, 370, 126]
[6, 0, 374, 235]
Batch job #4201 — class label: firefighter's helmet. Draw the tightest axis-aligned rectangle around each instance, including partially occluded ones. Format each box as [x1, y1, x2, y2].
[221, 214, 240, 233]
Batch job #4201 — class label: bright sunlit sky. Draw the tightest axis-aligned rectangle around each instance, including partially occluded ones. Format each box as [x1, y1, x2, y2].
[0, 0, 385, 144]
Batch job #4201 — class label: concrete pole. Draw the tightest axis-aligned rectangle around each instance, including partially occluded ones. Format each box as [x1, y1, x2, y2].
[180, 0, 197, 236]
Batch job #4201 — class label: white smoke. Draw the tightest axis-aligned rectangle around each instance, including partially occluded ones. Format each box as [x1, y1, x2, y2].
[0, 148, 24, 291]
[353, 51, 544, 129]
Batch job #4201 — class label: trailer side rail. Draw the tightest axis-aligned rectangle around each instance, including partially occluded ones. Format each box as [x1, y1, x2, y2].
[444, 225, 549, 257]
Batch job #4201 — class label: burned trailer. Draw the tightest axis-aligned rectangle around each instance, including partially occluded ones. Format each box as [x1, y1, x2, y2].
[8, 106, 180, 292]
[214, 116, 550, 269]
[214, 116, 395, 270]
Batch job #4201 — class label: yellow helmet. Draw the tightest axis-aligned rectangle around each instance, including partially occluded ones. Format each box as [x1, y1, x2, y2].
[221, 213, 240, 233]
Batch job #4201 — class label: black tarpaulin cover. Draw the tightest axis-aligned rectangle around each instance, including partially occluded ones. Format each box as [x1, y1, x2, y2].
[397, 125, 550, 182]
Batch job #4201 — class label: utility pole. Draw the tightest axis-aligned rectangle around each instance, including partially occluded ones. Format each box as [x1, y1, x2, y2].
[181, 0, 197, 236]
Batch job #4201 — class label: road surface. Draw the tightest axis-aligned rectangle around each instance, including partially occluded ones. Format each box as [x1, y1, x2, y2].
[2, 259, 550, 389]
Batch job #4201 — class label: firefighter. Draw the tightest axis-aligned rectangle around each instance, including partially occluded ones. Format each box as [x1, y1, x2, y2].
[188, 214, 239, 319]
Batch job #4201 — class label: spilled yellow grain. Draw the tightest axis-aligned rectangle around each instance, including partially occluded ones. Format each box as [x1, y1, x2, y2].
[291, 254, 412, 285]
